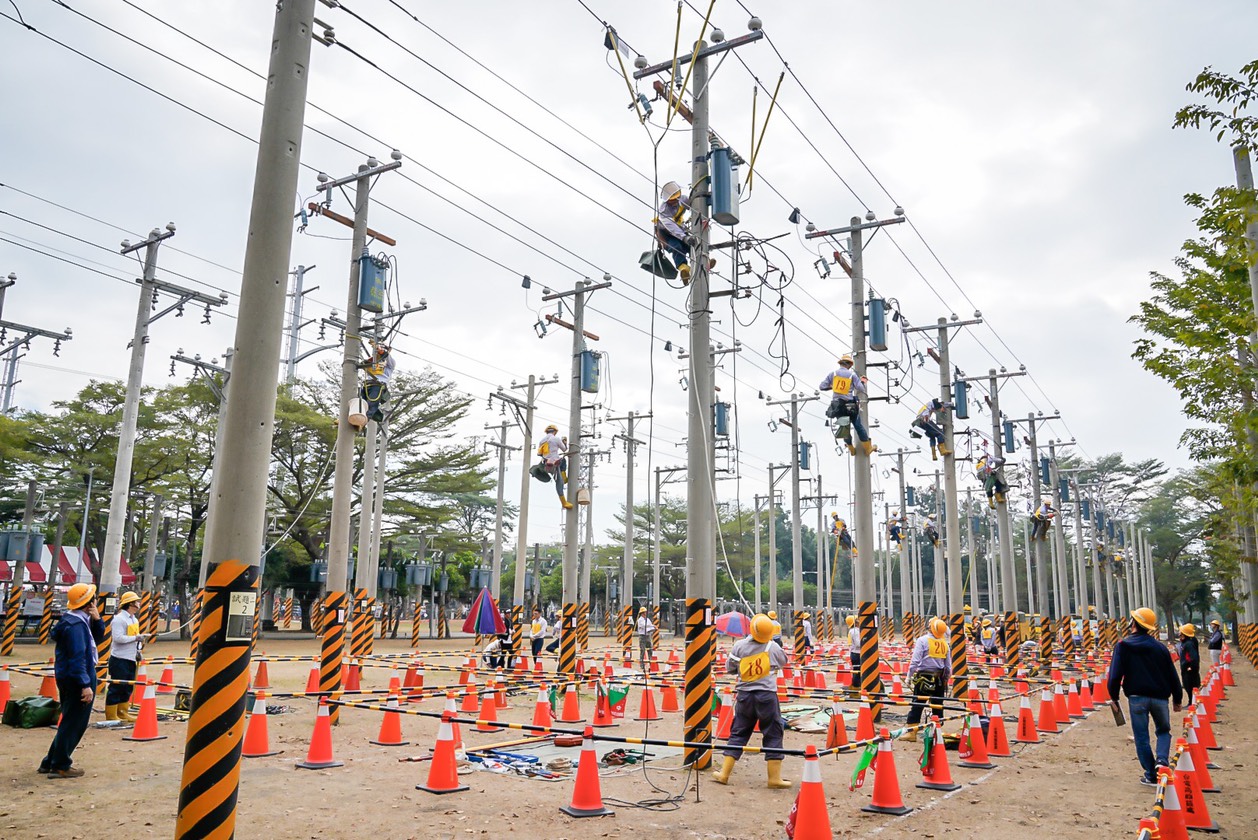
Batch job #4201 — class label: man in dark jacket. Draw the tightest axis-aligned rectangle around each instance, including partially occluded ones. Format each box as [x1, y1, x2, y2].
[1177, 624, 1201, 696]
[1108, 607, 1182, 787]
[1206, 619, 1224, 667]
[40, 583, 104, 778]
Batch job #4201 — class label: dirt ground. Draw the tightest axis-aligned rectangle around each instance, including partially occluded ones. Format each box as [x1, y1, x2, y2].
[2, 633, 1254, 839]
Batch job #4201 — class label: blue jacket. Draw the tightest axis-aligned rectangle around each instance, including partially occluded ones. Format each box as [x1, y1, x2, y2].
[1107, 631, 1182, 706]
[53, 610, 103, 689]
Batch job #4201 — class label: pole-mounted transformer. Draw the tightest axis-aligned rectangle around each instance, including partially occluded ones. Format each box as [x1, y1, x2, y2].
[710, 146, 739, 225]
[1002, 420, 1016, 453]
[798, 441, 811, 471]
[714, 401, 730, 436]
[1039, 457, 1050, 487]
[358, 248, 389, 313]
[867, 298, 888, 352]
[952, 379, 968, 419]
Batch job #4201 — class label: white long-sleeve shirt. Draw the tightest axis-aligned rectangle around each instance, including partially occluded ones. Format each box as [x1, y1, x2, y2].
[528, 615, 549, 640]
[537, 432, 567, 466]
[364, 352, 396, 385]
[819, 367, 866, 401]
[637, 614, 656, 636]
[110, 610, 141, 662]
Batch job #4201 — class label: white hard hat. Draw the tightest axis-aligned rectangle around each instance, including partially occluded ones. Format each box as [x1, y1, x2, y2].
[660, 181, 682, 201]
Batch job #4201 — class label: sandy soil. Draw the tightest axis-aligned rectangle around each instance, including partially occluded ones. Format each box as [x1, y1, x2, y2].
[2, 633, 1253, 839]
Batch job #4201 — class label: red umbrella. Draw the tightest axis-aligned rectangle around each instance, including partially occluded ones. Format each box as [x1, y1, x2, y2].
[461, 587, 506, 635]
[714, 611, 751, 638]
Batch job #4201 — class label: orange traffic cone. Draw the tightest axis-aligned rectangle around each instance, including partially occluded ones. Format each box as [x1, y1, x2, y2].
[343, 660, 361, 692]
[1014, 694, 1040, 743]
[532, 683, 553, 729]
[785, 745, 833, 840]
[861, 729, 913, 815]
[890, 674, 904, 700]
[1185, 725, 1218, 792]
[460, 679, 479, 713]
[855, 697, 875, 744]
[416, 711, 468, 794]
[370, 691, 410, 746]
[1221, 661, 1235, 687]
[534, 657, 544, 675]
[714, 687, 734, 739]
[1036, 688, 1059, 734]
[825, 695, 848, 751]
[1051, 682, 1070, 725]
[156, 656, 176, 695]
[1173, 740, 1220, 832]
[966, 686, 983, 715]
[305, 662, 320, 695]
[1079, 677, 1095, 711]
[1091, 671, 1110, 705]
[122, 681, 167, 743]
[38, 664, 56, 699]
[444, 692, 463, 751]
[0, 666, 9, 709]
[242, 692, 281, 757]
[917, 720, 961, 791]
[475, 689, 503, 733]
[559, 682, 584, 723]
[493, 673, 509, 710]
[458, 658, 471, 685]
[590, 683, 617, 728]
[295, 699, 344, 769]
[635, 681, 662, 721]
[253, 655, 271, 690]
[959, 713, 995, 769]
[986, 701, 1013, 756]
[660, 680, 680, 713]
[1066, 681, 1084, 718]
[1194, 706, 1219, 750]
[560, 726, 613, 818]
[1158, 767, 1191, 840]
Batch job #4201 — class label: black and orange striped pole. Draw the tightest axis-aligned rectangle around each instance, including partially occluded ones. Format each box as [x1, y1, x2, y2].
[189, 590, 204, 662]
[857, 600, 883, 721]
[411, 598, 423, 649]
[1005, 610, 1022, 676]
[949, 612, 968, 700]
[173, 2, 315, 835]
[350, 587, 372, 659]
[559, 602, 578, 675]
[1039, 614, 1052, 668]
[683, 597, 714, 769]
[619, 604, 633, 664]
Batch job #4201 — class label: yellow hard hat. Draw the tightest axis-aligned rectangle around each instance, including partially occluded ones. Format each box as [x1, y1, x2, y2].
[67, 583, 96, 611]
[751, 614, 774, 644]
[1130, 607, 1157, 632]
[839, 354, 854, 365]
[1209, 619, 1221, 627]
[800, 612, 810, 620]
[929, 617, 948, 638]
[660, 181, 682, 201]
[982, 619, 992, 627]
[544, 424, 558, 433]
[963, 604, 972, 613]
[119, 591, 141, 608]
[1180, 623, 1196, 638]
[767, 610, 777, 620]
[845, 615, 856, 627]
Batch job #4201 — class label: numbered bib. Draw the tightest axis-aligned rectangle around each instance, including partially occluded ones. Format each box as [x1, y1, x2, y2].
[832, 376, 853, 396]
[927, 638, 948, 660]
[981, 629, 993, 642]
[738, 651, 771, 682]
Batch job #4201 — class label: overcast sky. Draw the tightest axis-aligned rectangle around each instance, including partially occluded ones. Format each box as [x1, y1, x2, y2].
[1, 1, 1253, 548]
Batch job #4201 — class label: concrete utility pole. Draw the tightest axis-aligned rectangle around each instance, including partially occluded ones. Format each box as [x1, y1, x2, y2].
[766, 392, 818, 640]
[102, 226, 223, 602]
[608, 410, 649, 655]
[483, 420, 519, 601]
[1047, 440, 1072, 617]
[284, 264, 317, 384]
[879, 448, 915, 634]
[175, 3, 315, 837]
[753, 494, 765, 613]
[355, 417, 379, 590]
[633, 26, 763, 768]
[0, 273, 73, 411]
[497, 374, 558, 621]
[316, 151, 403, 706]
[767, 464, 790, 614]
[0, 480, 38, 655]
[542, 278, 610, 673]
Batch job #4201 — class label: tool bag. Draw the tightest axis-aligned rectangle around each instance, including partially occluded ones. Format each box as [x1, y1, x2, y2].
[529, 463, 553, 483]
[2, 696, 61, 728]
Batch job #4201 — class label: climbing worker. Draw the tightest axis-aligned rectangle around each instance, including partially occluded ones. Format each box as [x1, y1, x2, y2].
[901, 617, 953, 741]
[1206, 619, 1224, 666]
[105, 591, 153, 722]
[912, 398, 951, 460]
[887, 512, 903, 548]
[357, 341, 395, 424]
[922, 515, 940, 548]
[800, 612, 816, 654]
[1029, 501, 1056, 541]
[1177, 624, 1201, 697]
[536, 424, 573, 510]
[528, 606, 548, 668]
[834, 517, 854, 555]
[652, 181, 713, 284]
[712, 613, 792, 789]
[636, 605, 656, 665]
[975, 455, 1008, 508]
[819, 355, 874, 455]
[1107, 607, 1182, 787]
[980, 618, 999, 659]
[40, 583, 104, 778]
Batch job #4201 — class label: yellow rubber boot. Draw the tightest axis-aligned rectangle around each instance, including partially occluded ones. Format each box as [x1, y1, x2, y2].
[930, 445, 938, 461]
[766, 759, 792, 789]
[561, 498, 574, 510]
[104, 703, 119, 722]
[862, 440, 877, 456]
[938, 443, 953, 456]
[117, 702, 136, 723]
[711, 755, 736, 785]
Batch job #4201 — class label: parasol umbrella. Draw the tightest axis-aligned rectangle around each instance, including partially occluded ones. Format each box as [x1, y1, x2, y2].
[461, 586, 506, 635]
[714, 611, 751, 638]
